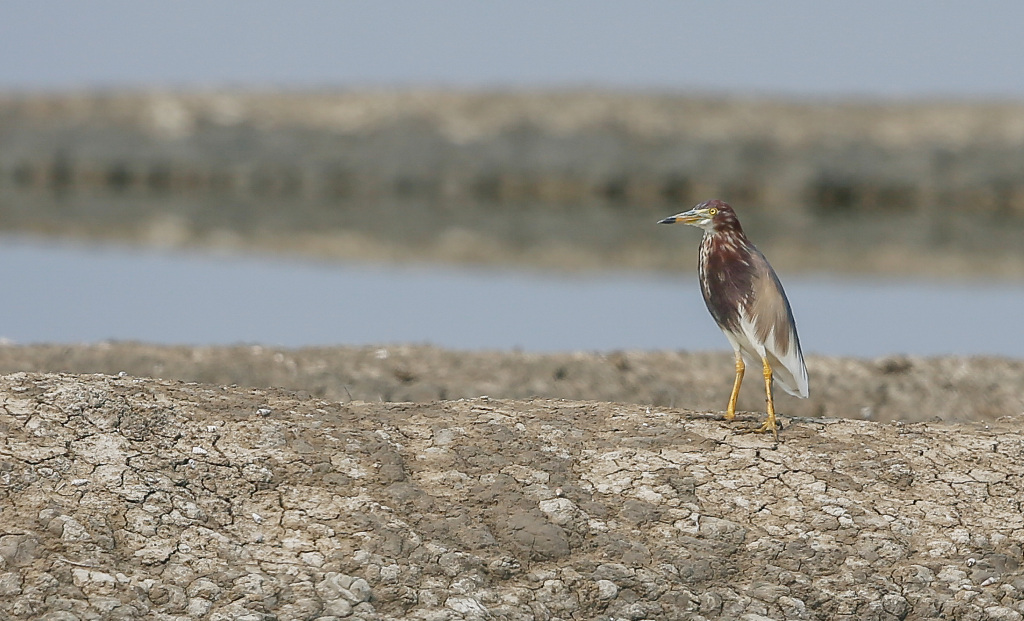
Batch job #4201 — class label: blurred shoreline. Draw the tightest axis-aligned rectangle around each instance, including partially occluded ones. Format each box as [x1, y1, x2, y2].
[2, 89, 1023, 277]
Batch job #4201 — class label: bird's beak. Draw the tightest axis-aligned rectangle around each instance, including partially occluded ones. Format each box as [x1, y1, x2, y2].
[658, 209, 702, 225]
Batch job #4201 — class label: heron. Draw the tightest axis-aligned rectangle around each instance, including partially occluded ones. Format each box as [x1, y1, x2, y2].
[659, 199, 808, 439]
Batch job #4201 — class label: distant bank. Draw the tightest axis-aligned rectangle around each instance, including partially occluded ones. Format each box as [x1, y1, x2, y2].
[1, 90, 1023, 277]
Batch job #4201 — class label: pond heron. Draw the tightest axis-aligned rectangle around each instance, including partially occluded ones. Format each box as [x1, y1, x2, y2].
[659, 199, 808, 439]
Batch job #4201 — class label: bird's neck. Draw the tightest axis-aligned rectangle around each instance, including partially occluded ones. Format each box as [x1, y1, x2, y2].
[700, 229, 751, 268]
[702, 228, 748, 245]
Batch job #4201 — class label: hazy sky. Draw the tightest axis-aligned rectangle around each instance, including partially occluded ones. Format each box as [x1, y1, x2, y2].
[2, 1, 1024, 98]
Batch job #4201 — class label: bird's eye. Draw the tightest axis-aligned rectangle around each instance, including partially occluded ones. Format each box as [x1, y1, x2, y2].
[708, 208, 718, 215]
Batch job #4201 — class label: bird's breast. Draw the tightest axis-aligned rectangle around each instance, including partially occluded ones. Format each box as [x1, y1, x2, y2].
[699, 233, 759, 332]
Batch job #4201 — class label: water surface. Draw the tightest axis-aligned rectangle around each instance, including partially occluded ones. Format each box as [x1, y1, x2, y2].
[3, 238, 1021, 358]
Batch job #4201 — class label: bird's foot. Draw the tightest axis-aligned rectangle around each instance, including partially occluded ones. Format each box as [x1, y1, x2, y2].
[721, 411, 780, 441]
[737, 418, 781, 442]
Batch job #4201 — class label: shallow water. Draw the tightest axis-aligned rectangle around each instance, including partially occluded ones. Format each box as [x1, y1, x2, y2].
[2, 238, 1021, 358]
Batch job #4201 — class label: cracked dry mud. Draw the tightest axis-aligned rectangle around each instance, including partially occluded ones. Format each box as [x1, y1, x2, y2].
[2, 343, 1022, 424]
[1, 372, 1023, 620]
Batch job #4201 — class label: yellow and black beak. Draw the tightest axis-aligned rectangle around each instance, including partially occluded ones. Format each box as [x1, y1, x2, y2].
[658, 209, 703, 225]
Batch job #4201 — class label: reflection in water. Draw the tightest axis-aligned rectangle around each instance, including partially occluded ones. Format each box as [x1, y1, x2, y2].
[2, 237, 1021, 357]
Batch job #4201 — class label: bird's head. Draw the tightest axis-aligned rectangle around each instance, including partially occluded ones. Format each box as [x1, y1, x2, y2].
[658, 199, 741, 234]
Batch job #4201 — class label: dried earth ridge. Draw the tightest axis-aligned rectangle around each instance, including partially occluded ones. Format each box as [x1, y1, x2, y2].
[1, 370, 1023, 620]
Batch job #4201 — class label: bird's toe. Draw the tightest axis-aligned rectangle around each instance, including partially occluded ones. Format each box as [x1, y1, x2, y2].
[736, 418, 782, 442]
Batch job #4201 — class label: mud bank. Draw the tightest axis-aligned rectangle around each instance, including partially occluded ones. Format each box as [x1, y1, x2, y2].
[0, 343, 1021, 423]
[0, 372, 1022, 620]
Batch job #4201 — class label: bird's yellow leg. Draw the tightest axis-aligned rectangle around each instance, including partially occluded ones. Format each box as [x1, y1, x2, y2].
[725, 352, 744, 421]
[753, 357, 780, 441]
